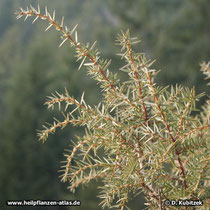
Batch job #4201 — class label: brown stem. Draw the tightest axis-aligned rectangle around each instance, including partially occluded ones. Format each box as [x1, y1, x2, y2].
[127, 41, 148, 122]
[145, 68, 188, 189]
[136, 170, 158, 201]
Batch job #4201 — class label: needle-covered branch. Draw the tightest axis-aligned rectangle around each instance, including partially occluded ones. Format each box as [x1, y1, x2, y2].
[16, 5, 210, 209]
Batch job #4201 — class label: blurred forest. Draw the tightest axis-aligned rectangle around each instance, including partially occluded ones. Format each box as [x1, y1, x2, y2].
[0, 0, 209, 209]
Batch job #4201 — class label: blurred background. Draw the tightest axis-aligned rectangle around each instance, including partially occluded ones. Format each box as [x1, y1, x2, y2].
[0, 0, 209, 209]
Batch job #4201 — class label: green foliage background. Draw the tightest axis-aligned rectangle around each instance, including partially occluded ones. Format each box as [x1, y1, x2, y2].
[0, 0, 209, 209]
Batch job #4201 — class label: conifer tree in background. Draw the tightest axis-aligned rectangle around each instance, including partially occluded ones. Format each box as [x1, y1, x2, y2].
[0, 39, 70, 210]
[15, 5, 209, 210]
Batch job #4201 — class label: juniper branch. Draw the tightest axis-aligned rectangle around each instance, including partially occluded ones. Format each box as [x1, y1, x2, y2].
[16, 5, 210, 209]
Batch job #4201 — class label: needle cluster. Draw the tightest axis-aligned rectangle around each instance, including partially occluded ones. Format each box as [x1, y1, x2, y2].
[16, 5, 210, 210]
